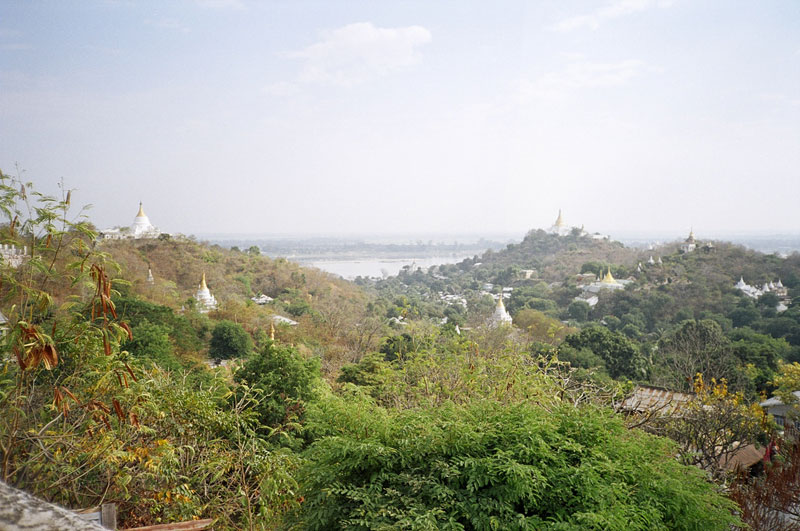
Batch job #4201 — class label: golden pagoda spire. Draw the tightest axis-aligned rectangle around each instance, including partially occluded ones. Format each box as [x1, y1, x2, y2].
[137, 202, 146, 217]
[200, 272, 208, 290]
[603, 267, 616, 283]
[555, 209, 564, 227]
[270, 322, 275, 341]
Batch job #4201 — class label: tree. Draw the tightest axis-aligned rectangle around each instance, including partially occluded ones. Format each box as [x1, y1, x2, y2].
[514, 308, 574, 344]
[567, 300, 590, 322]
[659, 375, 767, 480]
[123, 320, 180, 371]
[233, 341, 319, 434]
[655, 319, 739, 392]
[292, 392, 740, 530]
[563, 326, 645, 380]
[209, 319, 253, 360]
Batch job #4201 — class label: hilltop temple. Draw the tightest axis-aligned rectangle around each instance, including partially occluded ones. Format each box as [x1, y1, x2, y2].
[547, 210, 607, 240]
[548, 210, 572, 236]
[680, 230, 697, 253]
[195, 272, 218, 313]
[101, 203, 161, 240]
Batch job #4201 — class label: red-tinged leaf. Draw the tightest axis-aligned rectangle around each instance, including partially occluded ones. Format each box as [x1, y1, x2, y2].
[121, 322, 133, 341]
[112, 399, 124, 422]
[130, 412, 140, 428]
[115, 371, 123, 388]
[101, 415, 112, 430]
[14, 348, 26, 370]
[53, 386, 63, 406]
[42, 344, 58, 369]
[124, 362, 138, 382]
[103, 334, 111, 356]
[61, 386, 78, 402]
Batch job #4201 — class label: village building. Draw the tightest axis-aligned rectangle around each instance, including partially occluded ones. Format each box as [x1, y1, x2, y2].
[272, 314, 298, 326]
[251, 294, 274, 305]
[761, 391, 800, 439]
[195, 272, 218, 313]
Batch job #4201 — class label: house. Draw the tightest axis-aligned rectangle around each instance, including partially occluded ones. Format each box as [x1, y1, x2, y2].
[761, 391, 800, 438]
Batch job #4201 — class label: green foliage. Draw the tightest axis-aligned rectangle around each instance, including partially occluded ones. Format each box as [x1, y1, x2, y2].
[567, 300, 590, 322]
[563, 326, 645, 380]
[292, 392, 739, 530]
[233, 342, 320, 437]
[123, 320, 181, 371]
[114, 294, 203, 353]
[209, 319, 253, 360]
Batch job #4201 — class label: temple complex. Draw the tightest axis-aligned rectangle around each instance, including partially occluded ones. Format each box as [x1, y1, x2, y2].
[195, 272, 218, 313]
[581, 268, 631, 294]
[101, 203, 161, 240]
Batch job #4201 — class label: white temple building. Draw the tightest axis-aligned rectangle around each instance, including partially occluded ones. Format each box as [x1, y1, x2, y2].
[582, 268, 631, 294]
[489, 295, 513, 327]
[101, 203, 161, 240]
[679, 230, 697, 253]
[195, 272, 218, 313]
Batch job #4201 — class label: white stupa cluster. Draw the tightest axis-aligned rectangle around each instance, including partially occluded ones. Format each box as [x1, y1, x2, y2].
[0, 244, 28, 268]
[101, 203, 161, 240]
[735, 277, 788, 300]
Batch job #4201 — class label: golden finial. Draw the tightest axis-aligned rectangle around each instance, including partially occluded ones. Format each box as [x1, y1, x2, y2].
[603, 268, 616, 283]
[137, 202, 146, 217]
[200, 272, 208, 290]
[555, 209, 564, 226]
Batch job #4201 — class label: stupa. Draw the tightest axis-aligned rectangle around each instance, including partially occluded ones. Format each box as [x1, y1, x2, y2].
[195, 272, 218, 313]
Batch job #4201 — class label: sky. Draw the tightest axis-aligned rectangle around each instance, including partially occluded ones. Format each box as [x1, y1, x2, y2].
[1, 0, 799, 238]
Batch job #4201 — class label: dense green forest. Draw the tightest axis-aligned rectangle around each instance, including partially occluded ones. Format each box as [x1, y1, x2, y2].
[3, 174, 800, 529]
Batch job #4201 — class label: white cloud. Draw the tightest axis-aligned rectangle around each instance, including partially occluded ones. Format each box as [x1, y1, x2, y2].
[287, 22, 432, 87]
[553, 0, 674, 32]
[517, 59, 646, 101]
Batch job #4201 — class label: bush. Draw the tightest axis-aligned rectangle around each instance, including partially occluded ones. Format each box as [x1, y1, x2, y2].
[233, 342, 319, 435]
[209, 320, 252, 360]
[292, 393, 740, 530]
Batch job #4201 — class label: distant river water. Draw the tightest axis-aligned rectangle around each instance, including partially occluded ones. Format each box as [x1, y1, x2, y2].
[296, 255, 470, 280]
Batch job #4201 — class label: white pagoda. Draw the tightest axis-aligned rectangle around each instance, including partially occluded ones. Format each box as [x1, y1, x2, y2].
[195, 272, 218, 313]
[101, 202, 161, 240]
[548, 209, 572, 236]
[489, 295, 513, 327]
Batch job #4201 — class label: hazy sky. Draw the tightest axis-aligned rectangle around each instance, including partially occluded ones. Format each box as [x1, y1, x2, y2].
[1, 1, 798, 237]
